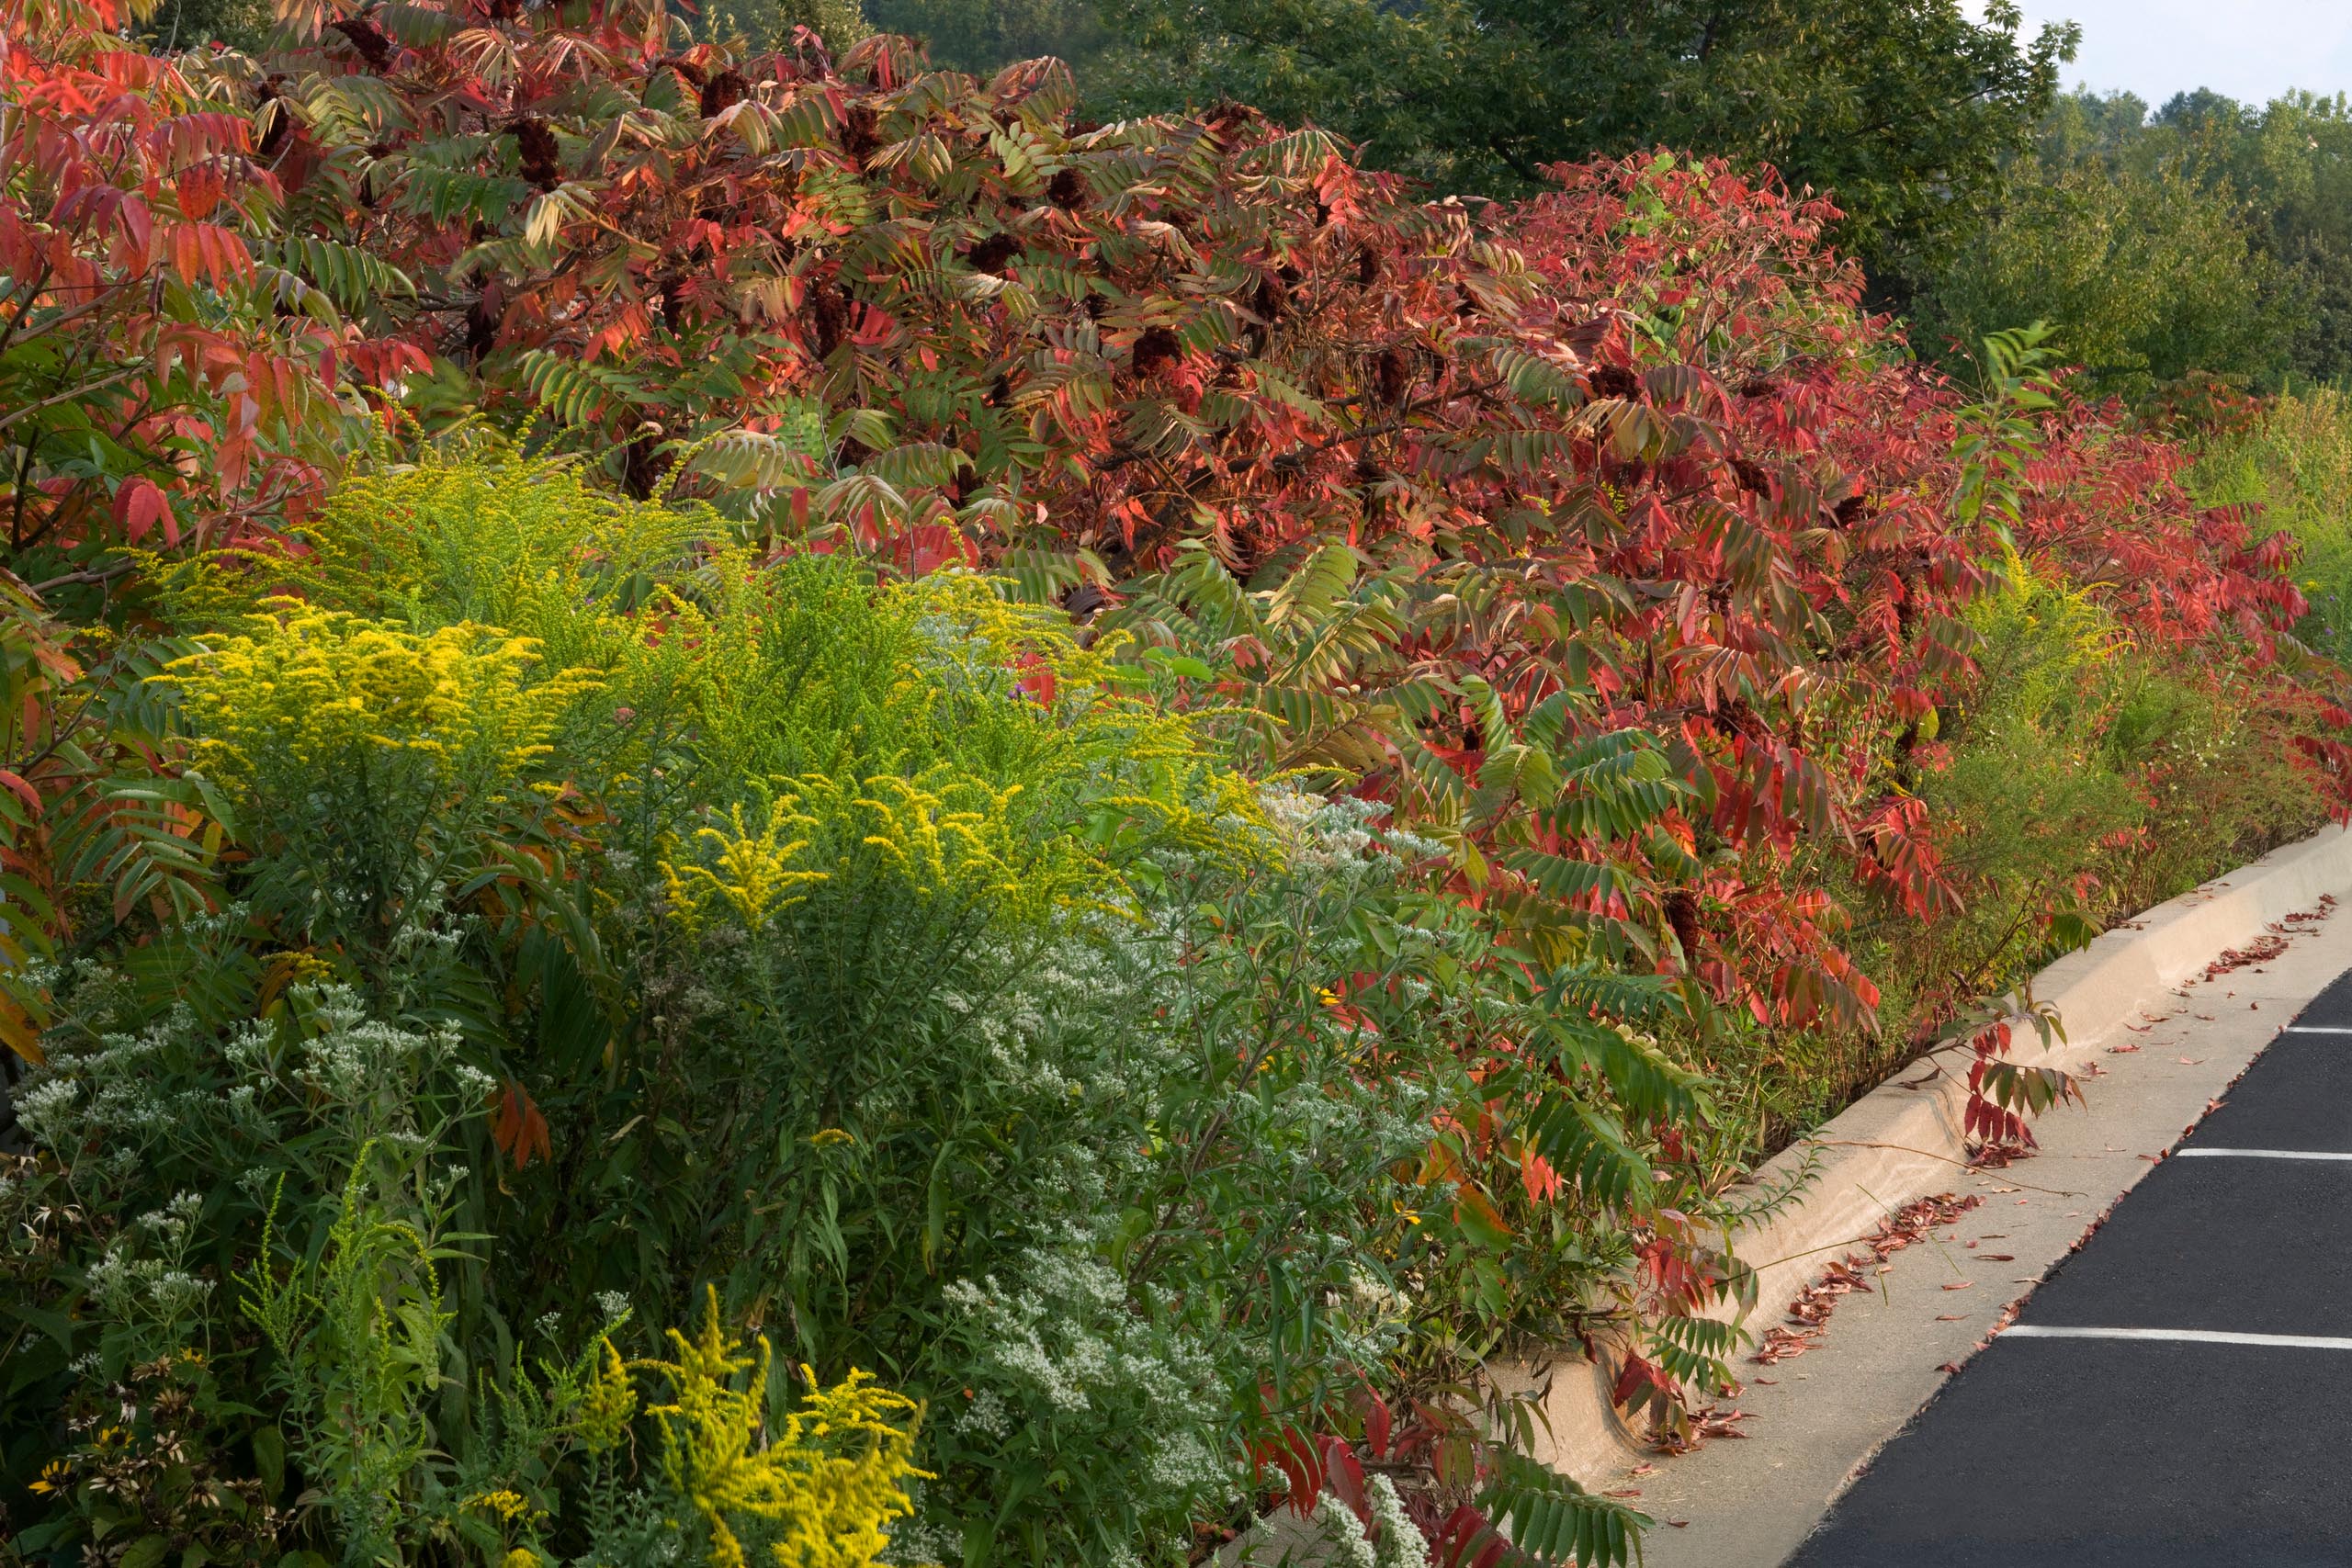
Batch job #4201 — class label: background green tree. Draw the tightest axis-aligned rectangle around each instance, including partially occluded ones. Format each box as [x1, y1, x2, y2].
[1909, 141, 2301, 398]
[874, 0, 2077, 288]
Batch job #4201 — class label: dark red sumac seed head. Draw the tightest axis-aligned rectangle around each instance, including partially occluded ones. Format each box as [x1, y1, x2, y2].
[1357, 244, 1381, 286]
[1833, 493, 1868, 527]
[328, 17, 394, 71]
[842, 101, 880, 159]
[510, 116, 560, 190]
[967, 233, 1019, 275]
[808, 285, 849, 359]
[1251, 275, 1284, 325]
[622, 434, 673, 501]
[1374, 347, 1409, 406]
[1046, 167, 1088, 210]
[1665, 891, 1703, 960]
[700, 69, 749, 118]
[1588, 364, 1641, 400]
[1131, 326, 1182, 379]
[463, 295, 503, 361]
[1729, 457, 1772, 494]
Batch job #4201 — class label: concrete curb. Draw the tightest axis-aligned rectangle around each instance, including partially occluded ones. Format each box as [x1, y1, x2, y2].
[1510, 821, 2352, 1483]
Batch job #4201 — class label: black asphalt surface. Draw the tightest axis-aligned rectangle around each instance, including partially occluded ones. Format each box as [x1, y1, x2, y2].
[1785, 968, 2352, 1567]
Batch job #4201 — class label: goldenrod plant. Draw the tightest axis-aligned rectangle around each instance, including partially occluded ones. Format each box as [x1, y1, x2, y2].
[640, 1289, 929, 1568]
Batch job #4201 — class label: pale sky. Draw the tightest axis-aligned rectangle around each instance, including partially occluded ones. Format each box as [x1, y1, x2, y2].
[1964, 0, 2352, 108]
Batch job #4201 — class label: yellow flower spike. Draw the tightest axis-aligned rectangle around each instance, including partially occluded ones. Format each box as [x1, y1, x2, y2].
[637, 1288, 930, 1568]
[577, 1337, 639, 1453]
[660, 796, 830, 931]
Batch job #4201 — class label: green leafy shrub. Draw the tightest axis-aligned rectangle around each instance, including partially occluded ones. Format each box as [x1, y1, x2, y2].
[2191, 389, 2352, 664]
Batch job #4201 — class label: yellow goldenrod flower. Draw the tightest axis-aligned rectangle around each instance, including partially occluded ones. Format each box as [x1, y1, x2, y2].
[465, 1489, 532, 1523]
[638, 1288, 931, 1568]
[576, 1338, 639, 1453]
[659, 795, 828, 931]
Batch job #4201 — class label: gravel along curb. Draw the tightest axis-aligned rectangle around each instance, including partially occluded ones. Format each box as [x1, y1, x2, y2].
[1498, 821, 2352, 1490]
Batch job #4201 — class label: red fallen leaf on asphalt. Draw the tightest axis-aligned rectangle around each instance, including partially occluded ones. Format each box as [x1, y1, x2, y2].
[1692, 1408, 1753, 1439]
[1941, 1281, 1974, 1291]
[1979, 1254, 2015, 1261]
[1753, 1378, 1778, 1385]
[1935, 1314, 1968, 1321]
[1668, 1520, 1690, 1529]
[2126, 1022, 2154, 1032]
[2109, 1043, 2142, 1054]
[2179, 1055, 2205, 1064]
[1937, 1361, 1964, 1374]
[1604, 1489, 1643, 1498]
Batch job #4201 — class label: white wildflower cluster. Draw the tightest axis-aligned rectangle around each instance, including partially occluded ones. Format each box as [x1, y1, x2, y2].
[943, 1246, 1229, 1499]
[1365, 1478, 1430, 1568]
[1310, 1477, 1430, 1568]
[86, 1192, 213, 1351]
[1339, 1267, 1415, 1330]
[877, 1516, 960, 1568]
[1314, 1495, 1379, 1568]
[594, 1290, 632, 1325]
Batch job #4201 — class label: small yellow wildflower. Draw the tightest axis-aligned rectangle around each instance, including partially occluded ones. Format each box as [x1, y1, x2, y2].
[807, 1128, 854, 1149]
[28, 1459, 69, 1495]
[466, 1489, 532, 1523]
[504, 1550, 540, 1568]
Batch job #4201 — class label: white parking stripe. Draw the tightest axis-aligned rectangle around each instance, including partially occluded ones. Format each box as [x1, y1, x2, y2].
[2002, 1325, 2352, 1350]
[2284, 1024, 2352, 1034]
[2175, 1147, 2352, 1162]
